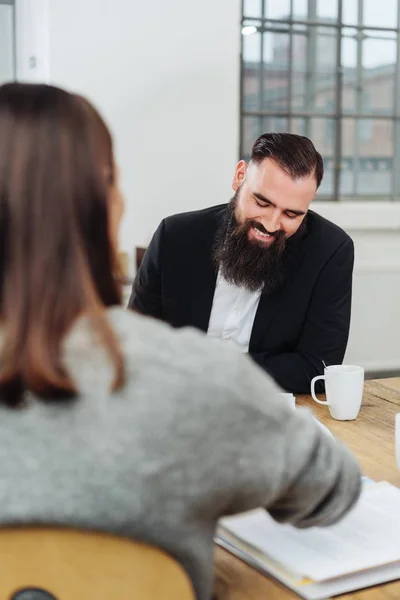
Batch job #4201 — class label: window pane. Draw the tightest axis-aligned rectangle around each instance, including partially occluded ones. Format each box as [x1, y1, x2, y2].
[243, 0, 262, 18]
[290, 118, 306, 135]
[342, 29, 396, 117]
[243, 27, 261, 62]
[364, 0, 398, 29]
[342, 28, 358, 114]
[242, 30, 261, 112]
[309, 118, 335, 196]
[263, 27, 290, 66]
[293, 0, 307, 19]
[341, 118, 393, 199]
[262, 116, 288, 133]
[317, 0, 338, 21]
[362, 33, 396, 115]
[265, 0, 291, 20]
[291, 25, 338, 113]
[363, 32, 397, 68]
[263, 32, 290, 112]
[358, 119, 393, 199]
[340, 118, 355, 196]
[312, 26, 338, 114]
[343, 0, 358, 26]
[344, 1, 399, 29]
[0, 4, 14, 84]
[242, 117, 262, 160]
[291, 32, 308, 110]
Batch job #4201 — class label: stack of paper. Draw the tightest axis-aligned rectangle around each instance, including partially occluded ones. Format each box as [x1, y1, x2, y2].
[216, 481, 400, 599]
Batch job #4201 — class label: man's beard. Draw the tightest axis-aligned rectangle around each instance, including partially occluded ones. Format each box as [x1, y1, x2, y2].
[212, 193, 307, 294]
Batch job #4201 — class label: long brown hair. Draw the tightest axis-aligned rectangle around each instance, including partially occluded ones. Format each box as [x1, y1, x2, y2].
[0, 82, 124, 407]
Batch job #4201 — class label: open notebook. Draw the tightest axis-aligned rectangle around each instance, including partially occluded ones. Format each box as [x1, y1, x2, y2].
[216, 481, 400, 599]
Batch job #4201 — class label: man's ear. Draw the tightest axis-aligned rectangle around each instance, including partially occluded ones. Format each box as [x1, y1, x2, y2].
[232, 160, 248, 192]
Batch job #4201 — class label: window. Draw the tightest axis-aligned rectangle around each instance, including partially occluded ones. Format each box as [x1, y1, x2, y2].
[241, 0, 400, 201]
[0, 0, 15, 84]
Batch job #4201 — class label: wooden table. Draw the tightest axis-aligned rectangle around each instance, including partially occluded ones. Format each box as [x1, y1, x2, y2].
[214, 378, 400, 600]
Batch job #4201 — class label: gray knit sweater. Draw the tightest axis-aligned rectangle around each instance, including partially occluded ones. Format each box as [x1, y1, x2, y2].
[0, 308, 361, 600]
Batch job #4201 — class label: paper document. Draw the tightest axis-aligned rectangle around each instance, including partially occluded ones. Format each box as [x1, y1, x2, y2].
[217, 481, 400, 599]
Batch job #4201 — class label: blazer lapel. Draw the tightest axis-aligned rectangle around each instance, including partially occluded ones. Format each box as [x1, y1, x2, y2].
[189, 206, 225, 332]
[250, 287, 283, 350]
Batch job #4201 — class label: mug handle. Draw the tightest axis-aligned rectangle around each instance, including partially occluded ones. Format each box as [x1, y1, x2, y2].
[311, 375, 329, 405]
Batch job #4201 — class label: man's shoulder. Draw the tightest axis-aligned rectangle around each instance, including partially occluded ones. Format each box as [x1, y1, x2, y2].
[307, 210, 353, 251]
[163, 204, 227, 233]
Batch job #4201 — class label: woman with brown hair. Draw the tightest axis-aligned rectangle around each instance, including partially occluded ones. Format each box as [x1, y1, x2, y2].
[0, 82, 360, 600]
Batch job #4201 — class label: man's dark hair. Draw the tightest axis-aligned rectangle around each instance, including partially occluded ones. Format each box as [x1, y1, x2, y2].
[251, 132, 324, 188]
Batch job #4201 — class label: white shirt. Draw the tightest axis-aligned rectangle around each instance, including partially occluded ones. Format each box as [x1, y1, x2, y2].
[207, 271, 262, 353]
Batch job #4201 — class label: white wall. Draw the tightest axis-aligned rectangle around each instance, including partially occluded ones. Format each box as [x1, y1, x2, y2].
[348, 234, 400, 372]
[15, 0, 49, 82]
[47, 0, 240, 262]
[314, 202, 400, 373]
[16, 0, 400, 375]
[0, 3, 14, 83]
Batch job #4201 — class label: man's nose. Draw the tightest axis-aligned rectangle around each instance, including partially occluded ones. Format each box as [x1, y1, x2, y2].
[263, 209, 282, 234]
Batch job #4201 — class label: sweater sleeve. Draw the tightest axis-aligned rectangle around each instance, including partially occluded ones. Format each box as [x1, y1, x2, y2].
[196, 352, 361, 528]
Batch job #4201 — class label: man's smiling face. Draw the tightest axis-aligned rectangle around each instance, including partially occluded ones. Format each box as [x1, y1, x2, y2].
[232, 157, 317, 247]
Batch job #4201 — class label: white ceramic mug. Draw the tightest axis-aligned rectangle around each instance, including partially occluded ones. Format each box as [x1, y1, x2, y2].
[310, 365, 364, 420]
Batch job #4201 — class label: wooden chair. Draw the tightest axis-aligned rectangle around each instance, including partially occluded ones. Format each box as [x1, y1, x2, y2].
[0, 527, 195, 600]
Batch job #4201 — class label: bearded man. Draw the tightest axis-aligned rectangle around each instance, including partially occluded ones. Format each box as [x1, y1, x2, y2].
[128, 133, 354, 393]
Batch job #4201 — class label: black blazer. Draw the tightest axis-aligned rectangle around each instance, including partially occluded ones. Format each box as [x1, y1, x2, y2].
[129, 204, 354, 393]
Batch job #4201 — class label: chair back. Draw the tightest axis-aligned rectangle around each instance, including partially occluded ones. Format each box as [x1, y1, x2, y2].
[0, 527, 195, 600]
